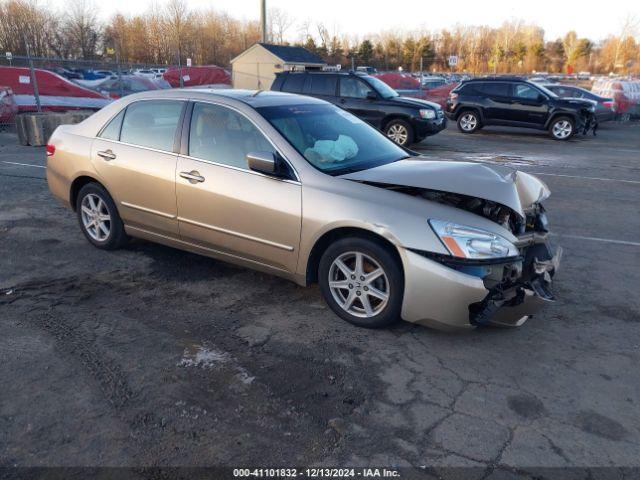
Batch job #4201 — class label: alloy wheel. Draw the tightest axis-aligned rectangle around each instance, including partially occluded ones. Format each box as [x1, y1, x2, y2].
[460, 113, 477, 131]
[328, 251, 390, 318]
[552, 120, 572, 139]
[387, 124, 408, 145]
[80, 193, 111, 242]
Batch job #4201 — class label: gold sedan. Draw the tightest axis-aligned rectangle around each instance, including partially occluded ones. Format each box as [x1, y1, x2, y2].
[46, 89, 561, 330]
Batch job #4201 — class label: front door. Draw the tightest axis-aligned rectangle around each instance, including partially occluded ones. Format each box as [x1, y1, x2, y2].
[338, 76, 384, 128]
[175, 102, 302, 273]
[509, 83, 550, 126]
[91, 100, 185, 237]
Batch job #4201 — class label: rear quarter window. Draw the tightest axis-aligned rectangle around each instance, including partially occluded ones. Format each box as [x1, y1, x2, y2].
[281, 74, 307, 93]
[98, 109, 125, 140]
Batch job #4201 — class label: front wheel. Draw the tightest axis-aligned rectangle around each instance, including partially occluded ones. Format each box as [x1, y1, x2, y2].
[549, 116, 574, 140]
[318, 238, 404, 328]
[384, 119, 414, 147]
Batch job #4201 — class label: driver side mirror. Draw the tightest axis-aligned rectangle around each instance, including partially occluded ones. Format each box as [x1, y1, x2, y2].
[246, 151, 276, 175]
[366, 90, 377, 100]
[536, 94, 546, 103]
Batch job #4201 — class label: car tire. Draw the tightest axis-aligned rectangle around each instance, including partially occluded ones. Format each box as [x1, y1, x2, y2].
[318, 237, 404, 328]
[549, 116, 574, 140]
[457, 110, 480, 133]
[76, 183, 129, 250]
[384, 119, 414, 146]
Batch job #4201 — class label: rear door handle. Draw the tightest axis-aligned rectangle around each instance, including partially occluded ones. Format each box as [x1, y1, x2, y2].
[179, 171, 205, 183]
[97, 149, 116, 161]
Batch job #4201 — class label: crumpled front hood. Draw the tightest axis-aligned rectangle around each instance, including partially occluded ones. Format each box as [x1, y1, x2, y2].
[340, 159, 550, 218]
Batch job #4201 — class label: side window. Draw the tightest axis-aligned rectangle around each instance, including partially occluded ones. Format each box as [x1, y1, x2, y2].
[282, 74, 307, 93]
[478, 82, 510, 97]
[188, 102, 275, 170]
[339, 77, 373, 99]
[309, 75, 337, 96]
[514, 84, 541, 100]
[98, 109, 125, 141]
[120, 101, 184, 151]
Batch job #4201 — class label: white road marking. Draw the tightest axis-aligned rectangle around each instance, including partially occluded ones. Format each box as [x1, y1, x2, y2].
[554, 233, 640, 247]
[523, 171, 640, 185]
[1, 161, 46, 169]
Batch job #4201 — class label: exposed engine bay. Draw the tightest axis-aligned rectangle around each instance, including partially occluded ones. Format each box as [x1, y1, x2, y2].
[367, 182, 561, 327]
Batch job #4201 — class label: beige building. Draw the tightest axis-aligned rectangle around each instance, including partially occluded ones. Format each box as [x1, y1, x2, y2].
[231, 43, 326, 90]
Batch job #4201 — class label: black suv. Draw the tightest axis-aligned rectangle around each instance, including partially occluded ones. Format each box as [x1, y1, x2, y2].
[445, 77, 597, 140]
[271, 71, 446, 146]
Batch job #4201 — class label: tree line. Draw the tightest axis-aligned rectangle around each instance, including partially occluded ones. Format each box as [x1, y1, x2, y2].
[1, 0, 638, 74]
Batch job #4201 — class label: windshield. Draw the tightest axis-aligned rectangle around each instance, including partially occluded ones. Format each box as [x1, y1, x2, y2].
[257, 103, 409, 175]
[365, 76, 399, 99]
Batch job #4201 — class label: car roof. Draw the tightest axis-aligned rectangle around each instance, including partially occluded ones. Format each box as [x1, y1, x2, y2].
[465, 76, 527, 82]
[128, 88, 328, 108]
[278, 70, 369, 77]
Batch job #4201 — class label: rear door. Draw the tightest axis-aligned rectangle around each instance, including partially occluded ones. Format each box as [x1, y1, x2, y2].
[476, 82, 512, 122]
[91, 100, 185, 237]
[338, 76, 384, 127]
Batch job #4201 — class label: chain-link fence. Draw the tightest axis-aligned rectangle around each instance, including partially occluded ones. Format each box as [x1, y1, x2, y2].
[0, 54, 184, 132]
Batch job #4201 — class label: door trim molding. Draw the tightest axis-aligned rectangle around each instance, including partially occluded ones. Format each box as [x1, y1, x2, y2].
[177, 216, 295, 252]
[121, 201, 176, 219]
[125, 225, 290, 274]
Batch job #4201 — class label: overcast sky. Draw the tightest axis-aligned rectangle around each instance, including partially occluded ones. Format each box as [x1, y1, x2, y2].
[51, 0, 639, 41]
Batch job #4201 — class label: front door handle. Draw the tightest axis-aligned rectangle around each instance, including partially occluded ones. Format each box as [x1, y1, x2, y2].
[179, 171, 205, 183]
[97, 149, 116, 161]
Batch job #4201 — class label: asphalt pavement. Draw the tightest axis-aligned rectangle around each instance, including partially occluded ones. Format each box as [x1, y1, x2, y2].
[1, 121, 639, 478]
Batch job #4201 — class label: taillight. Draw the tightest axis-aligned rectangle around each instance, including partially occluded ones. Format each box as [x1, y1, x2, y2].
[602, 101, 615, 111]
[46, 144, 55, 157]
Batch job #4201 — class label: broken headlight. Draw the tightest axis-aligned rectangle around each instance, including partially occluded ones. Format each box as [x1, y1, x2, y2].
[429, 220, 519, 260]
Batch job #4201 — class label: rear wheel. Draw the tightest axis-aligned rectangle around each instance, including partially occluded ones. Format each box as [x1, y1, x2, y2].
[384, 119, 414, 146]
[76, 183, 129, 250]
[318, 237, 403, 328]
[549, 116, 574, 140]
[457, 110, 480, 133]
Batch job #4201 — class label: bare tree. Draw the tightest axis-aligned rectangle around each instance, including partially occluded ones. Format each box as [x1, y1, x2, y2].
[64, 0, 101, 59]
[268, 7, 294, 44]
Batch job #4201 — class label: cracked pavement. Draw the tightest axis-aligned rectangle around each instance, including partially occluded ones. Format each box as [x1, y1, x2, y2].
[1, 122, 640, 478]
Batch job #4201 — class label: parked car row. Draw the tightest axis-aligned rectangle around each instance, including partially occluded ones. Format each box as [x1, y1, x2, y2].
[271, 71, 618, 145]
[271, 70, 446, 147]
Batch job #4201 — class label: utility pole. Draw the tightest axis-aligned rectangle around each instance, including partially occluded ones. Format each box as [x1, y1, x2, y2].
[260, 0, 267, 43]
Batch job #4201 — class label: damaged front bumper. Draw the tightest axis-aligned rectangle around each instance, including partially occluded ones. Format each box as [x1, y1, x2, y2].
[401, 231, 561, 330]
[468, 232, 562, 327]
[578, 111, 598, 136]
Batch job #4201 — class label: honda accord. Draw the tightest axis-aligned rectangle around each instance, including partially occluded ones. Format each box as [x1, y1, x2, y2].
[46, 89, 561, 330]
